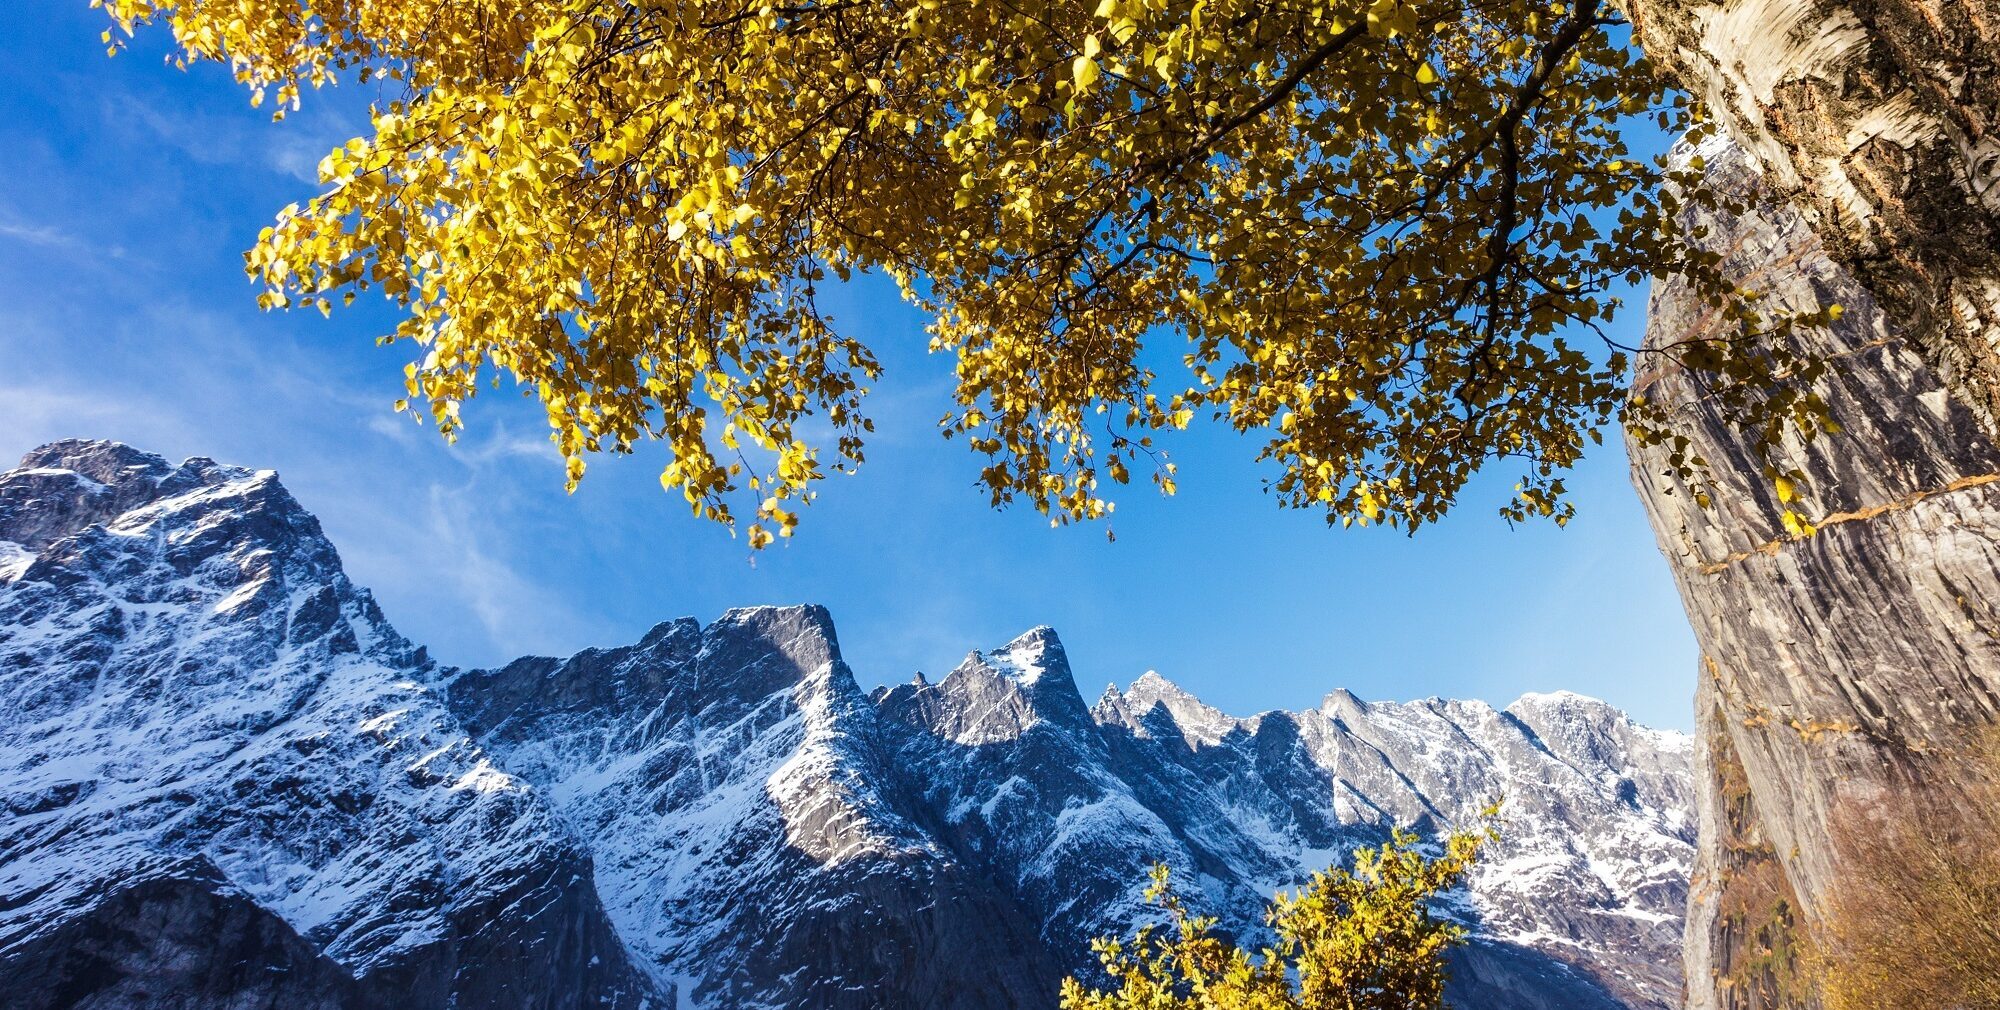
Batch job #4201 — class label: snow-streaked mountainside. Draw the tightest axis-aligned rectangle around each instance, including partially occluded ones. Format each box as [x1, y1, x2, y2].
[0, 441, 1695, 1010]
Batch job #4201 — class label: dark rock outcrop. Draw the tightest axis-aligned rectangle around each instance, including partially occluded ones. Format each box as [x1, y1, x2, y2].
[4, 862, 369, 1010]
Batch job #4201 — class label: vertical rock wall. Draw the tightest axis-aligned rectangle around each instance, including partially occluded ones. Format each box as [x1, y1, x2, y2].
[1680, 674, 1814, 1010]
[1628, 136, 2000, 1009]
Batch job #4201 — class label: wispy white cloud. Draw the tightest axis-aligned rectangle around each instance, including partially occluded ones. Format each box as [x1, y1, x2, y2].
[106, 90, 357, 185]
[0, 219, 74, 248]
[416, 483, 611, 659]
[446, 424, 562, 468]
[0, 381, 202, 453]
[264, 132, 337, 185]
[0, 297, 610, 668]
[0, 211, 124, 260]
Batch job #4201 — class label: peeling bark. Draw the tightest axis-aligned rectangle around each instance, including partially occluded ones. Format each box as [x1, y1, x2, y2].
[1626, 0, 2000, 430]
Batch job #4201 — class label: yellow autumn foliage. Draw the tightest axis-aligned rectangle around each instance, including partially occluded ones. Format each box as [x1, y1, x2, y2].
[1061, 823, 1491, 1010]
[94, 0, 1832, 543]
[1810, 733, 2000, 1010]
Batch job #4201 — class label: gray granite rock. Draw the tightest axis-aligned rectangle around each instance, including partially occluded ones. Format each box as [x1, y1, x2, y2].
[1626, 0, 2000, 431]
[1627, 137, 2000, 1009]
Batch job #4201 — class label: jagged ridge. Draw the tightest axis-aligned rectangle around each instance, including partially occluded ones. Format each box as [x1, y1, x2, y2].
[0, 440, 1695, 1009]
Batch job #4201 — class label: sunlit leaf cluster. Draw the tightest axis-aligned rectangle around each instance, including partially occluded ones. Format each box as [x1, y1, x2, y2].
[1059, 822, 1492, 1009]
[97, 0, 1829, 542]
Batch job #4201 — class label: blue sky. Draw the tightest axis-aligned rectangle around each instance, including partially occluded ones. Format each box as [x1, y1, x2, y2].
[0, 6, 1699, 729]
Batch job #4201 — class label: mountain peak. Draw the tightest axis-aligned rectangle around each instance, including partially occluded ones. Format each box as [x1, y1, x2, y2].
[2, 440, 269, 554]
[875, 626, 1093, 745]
[1504, 689, 1692, 768]
[17, 438, 174, 482]
[10, 439, 261, 501]
[982, 625, 1065, 686]
[698, 604, 848, 698]
[706, 602, 841, 660]
[1319, 687, 1370, 721]
[1090, 682, 1141, 734]
[1509, 689, 1604, 711]
[1505, 690, 1626, 736]
[1123, 670, 1240, 747]
[962, 626, 1083, 705]
[0, 440, 663, 1009]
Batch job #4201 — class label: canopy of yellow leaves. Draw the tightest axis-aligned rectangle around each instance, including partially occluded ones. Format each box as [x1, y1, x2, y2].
[96, 0, 1811, 544]
[1060, 823, 1491, 1009]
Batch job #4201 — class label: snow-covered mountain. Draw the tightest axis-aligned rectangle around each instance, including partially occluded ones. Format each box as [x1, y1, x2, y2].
[0, 441, 1694, 1009]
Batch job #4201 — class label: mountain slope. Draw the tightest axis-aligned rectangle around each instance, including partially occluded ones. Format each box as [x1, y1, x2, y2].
[0, 440, 666, 1008]
[441, 606, 1059, 1009]
[876, 637, 1692, 1009]
[0, 440, 1694, 1009]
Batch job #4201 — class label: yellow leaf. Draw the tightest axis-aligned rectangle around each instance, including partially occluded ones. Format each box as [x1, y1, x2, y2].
[1073, 55, 1101, 89]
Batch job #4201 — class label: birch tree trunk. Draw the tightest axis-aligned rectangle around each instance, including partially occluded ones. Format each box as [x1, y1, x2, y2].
[1628, 0, 2000, 430]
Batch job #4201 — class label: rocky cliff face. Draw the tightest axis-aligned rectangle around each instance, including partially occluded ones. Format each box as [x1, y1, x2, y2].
[0, 440, 1696, 1009]
[1627, 137, 2000, 1009]
[879, 658, 1698, 1010]
[440, 607, 1060, 1010]
[1614, 3, 2000, 1006]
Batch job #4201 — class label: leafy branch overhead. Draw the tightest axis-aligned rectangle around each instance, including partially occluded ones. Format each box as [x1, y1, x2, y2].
[98, 0, 1835, 545]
